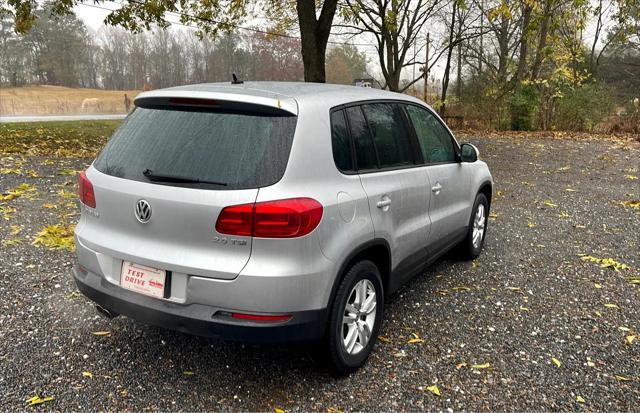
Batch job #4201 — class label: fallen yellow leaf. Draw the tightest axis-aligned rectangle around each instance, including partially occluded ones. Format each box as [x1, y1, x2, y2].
[82, 371, 93, 379]
[183, 371, 194, 376]
[552, 357, 562, 368]
[471, 363, 490, 369]
[453, 286, 472, 291]
[576, 395, 586, 404]
[621, 200, 640, 210]
[91, 331, 111, 336]
[594, 283, 602, 289]
[377, 335, 390, 343]
[408, 333, 424, 344]
[25, 395, 54, 406]
[425, 384, 441, 396]
[615, 375, 631, 381]
[275, 408, 285, 413]
[626, 335, 636, 345]
[604, 303, 620, 309]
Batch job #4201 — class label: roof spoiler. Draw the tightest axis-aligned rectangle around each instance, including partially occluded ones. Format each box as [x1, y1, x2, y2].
[134, 90, 298, 116]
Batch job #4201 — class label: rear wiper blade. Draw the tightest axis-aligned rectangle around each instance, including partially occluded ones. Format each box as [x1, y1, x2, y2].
[142, 169, 227, 186]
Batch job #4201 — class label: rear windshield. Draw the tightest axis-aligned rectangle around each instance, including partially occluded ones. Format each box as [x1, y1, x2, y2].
[94, 106, 297, 190]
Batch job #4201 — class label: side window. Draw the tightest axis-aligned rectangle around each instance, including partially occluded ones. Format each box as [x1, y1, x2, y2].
[406, 105, 456, 163]
[330, 110, 353, 172]
[345, 106, 377, 170]
[361, 103, 414, 168]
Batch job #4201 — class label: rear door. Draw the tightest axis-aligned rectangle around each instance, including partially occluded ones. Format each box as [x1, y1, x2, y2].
[76, 99, 297, 280]
[404, 104, 471, 252]
[345, 102, 432, 277]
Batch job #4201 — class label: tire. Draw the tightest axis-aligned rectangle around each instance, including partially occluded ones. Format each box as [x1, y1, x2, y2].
[323, 260, 384, 375]
[458, 193, 489, 260]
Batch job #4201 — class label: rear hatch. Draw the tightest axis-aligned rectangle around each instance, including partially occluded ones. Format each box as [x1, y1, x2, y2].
[78, 95, 297, 280]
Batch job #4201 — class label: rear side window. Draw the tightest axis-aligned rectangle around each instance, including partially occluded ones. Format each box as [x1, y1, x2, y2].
[361, 103, 414, 168]
[94, 106, 297, 190]
[405, 105, 456, 163]
[345, 106, 377, 170]
[330, 110, 353, 172]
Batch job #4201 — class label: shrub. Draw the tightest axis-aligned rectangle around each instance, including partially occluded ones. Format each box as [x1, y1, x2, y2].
[510, 85, 540, 131]
[552, 83, 613, 131]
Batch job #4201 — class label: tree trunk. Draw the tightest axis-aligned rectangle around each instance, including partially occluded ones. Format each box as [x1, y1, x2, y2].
[496, 15, 509, 85]
[296, 0, 338, 83]
[513, 4, 532, 94]
[440, 0, 458, 116]
[530, 3, 551, 81]
[511, 4, 533, 130]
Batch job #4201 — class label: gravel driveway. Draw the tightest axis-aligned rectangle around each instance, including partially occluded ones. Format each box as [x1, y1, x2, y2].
[0, 132, 638, 411]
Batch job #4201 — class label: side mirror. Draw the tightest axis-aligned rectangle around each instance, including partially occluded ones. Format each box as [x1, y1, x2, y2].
[460, 143, 479, 162]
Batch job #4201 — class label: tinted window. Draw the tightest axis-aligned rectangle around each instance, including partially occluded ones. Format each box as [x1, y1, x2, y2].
[94, 107, 297, 190]
[330, 110, 353, 172]
[406, 105, 456, 163]
[361, 103, 414, 168]
[345, 106, 377, 170]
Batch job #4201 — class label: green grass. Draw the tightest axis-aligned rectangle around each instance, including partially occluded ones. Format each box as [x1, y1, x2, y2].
[0, 120, 122, 158]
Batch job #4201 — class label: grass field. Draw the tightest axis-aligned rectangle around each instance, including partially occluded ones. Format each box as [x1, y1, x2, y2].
[0, 120, 121, 157]
[0, 85, 140, 117]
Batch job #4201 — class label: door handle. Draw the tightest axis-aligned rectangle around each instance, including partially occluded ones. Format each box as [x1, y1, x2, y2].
[376, 199, 392, 209]
[431, 182, 442, 194]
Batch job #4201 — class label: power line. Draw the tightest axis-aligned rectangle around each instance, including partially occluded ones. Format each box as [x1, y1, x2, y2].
[79, 1, 378, 48]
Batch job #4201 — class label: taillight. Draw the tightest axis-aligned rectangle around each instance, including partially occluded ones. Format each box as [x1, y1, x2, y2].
[78, 171, 96, 208]
[253, 198, 323, 238]
[214, 203, 253, 236]
[215, 198, 323, 238]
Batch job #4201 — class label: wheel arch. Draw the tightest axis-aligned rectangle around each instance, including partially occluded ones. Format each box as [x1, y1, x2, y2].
[327, 239, 391, 308]
[478, 180, 493, 211]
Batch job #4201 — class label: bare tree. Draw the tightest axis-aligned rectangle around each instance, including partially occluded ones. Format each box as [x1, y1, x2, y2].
[340, 0, 444, 92]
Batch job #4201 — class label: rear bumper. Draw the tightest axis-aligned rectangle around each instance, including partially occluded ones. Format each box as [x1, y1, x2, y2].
[72, 266, 327, 343]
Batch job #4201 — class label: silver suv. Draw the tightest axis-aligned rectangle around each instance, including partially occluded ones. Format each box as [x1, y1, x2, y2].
[73, 82, 493, 373]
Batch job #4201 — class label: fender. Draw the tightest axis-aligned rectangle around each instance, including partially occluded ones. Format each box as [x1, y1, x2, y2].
[321, 238, 391, 327]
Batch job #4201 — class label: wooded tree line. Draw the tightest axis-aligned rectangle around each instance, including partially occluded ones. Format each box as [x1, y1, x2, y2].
[1, 0, 639, 131]
[0, 4, 369, 91]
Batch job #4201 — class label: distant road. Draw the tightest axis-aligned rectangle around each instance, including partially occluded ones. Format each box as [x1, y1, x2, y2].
[0, 114, 127, 123]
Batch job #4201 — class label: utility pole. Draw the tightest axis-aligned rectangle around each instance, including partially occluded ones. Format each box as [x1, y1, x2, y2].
[423, 32, 430, 103]
[413, 40, 417, 95]
[457, 41, 462, 99]
[479, 0, 484, 75]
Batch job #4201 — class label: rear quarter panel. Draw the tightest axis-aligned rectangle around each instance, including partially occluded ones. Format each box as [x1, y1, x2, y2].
[251, 97, 375, 309]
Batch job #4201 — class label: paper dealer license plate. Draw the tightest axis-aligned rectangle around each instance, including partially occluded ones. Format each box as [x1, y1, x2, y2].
[120, 261, 166, 298]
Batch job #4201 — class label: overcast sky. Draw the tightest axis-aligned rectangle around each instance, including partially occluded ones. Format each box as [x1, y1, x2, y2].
[71, 2, 608, 86]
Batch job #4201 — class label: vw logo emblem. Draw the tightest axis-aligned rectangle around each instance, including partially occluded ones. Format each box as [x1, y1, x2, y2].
[135, 199, 152, 223]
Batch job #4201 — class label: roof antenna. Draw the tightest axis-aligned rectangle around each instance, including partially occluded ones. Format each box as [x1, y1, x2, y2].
[231, 73, 243, 84]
